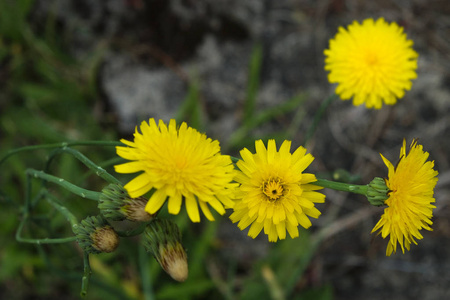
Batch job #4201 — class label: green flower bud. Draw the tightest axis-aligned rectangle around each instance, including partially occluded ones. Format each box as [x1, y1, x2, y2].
[366, 177, 389, 206]
[143, 219, 188, 282]
[73, 215, 119, 254]
[99, 184, 154, 222]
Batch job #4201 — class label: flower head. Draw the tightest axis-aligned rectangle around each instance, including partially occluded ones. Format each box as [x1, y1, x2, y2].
[230, 140, 325, 242]
[99, 183, 154, 222]
[114, 119, 236, 223]
[73, 215, 119, 254]
[324, 18, 418, 109]
[143, 219, 188, 282]
[372, 139, 438, 256]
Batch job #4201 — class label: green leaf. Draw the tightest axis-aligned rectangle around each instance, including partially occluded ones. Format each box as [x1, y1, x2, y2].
[243, 43, 263, 124]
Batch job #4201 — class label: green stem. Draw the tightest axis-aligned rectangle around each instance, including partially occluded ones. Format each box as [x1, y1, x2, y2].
[0, 141, 123, 167]
[45, 193, 79, 226]
[16, 175, 78, 244]
[313, 178, 368, 196]
[244, 43, 262, 125]
[303, 94, 337, 144]
[16, 212, 78, 244]
[80, 252, 91, 297]
[26, 169, 102, 201]
[45, 147, 122, 185]
[139, 243, 155, 300]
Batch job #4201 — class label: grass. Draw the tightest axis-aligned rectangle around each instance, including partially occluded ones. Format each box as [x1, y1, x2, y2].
[0, 1, 335, 299]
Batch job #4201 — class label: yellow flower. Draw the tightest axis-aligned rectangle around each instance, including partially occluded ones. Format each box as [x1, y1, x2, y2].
[114, 118, 236, 223]
[230, 140, 325, 242]
[372, 139, 438, 256]
[324, 18, 418, 109]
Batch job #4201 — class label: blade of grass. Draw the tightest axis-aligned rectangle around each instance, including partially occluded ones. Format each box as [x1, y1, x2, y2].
[176, 79, 204, 131]
[228, 94, 306, 150]
[302, 94, 337, 145]
[243, 43, 263, 124]
[139, 242, 155, 300]
[189, 220, 219, 278]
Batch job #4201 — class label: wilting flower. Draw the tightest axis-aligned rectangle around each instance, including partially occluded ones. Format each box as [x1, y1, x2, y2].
[230, 140, 325, 242]
[115, 119, 236, 223]
[372, 139, 438, 256]
[324, 18, 418, 109]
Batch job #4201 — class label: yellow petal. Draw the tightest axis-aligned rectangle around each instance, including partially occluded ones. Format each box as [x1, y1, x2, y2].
[124, 173, 152, 198]
[145, 188, 168, 214]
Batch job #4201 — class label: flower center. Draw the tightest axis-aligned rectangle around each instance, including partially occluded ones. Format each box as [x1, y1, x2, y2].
[159, 154, 192, 185]
[365, 51, 379, 66]
[262, 178, 284, 201]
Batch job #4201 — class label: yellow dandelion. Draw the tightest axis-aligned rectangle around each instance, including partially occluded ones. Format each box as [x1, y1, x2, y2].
[230, 140, 325, 242]
[114, 118, 236, 223]
[372, 139, 438, 256]
[324, 18, 418, 109]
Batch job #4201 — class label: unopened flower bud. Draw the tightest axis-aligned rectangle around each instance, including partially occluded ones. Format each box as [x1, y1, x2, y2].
[99, 184, 154, 222]
[143, 219, 188, 282]
[73, 215, 119, 254]
[366, 177, 389, 206]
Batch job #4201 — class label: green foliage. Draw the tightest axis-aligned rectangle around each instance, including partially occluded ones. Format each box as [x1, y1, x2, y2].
[0, 2, 333, 299]
[237, 229, 330, 300]
[226, 44, 312, 152]
[243, 43, 262, 124]
[176, 79, 205, 132]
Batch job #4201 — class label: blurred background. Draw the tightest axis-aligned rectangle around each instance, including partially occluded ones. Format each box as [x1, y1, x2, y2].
[1, 0, 449, 299]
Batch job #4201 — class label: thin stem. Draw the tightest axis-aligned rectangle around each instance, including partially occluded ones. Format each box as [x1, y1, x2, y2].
[314, 178, 368, 196]
[284, 236, 320, 297]
[26, 169, 102, 201]
[80, 252, 92, 297]
[16, 212, 78, 244]
[16, 175, 78, 244]
[244, 43, 262, 125]
[0, 141, 123, 167]
[139, 243, 155, 300]
[25, 172, 33, 213]
[261, 265, 285, 300]
[45, 193, 79, 226]
[45, 147, 122, 185]
[303, 94, 337, 145]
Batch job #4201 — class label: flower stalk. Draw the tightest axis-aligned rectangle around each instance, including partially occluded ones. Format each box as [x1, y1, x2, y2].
[313, 178, 368, 195]
[26, 169, 102, 201]
[143, 219, 188, 282]
[313, 177, 389, 206]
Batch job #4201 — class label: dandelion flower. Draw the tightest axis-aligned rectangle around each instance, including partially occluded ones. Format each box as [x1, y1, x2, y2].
[230, 140, 325, 242]
[324, 18, 418, 109]
[372, 139, 438, 256]
[114, 118, 236, 223]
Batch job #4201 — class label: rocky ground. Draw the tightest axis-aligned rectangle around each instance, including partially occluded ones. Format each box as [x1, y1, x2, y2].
[31, 0, 450, 299]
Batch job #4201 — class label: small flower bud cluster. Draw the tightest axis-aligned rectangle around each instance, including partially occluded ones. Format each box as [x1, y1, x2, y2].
[73, 215, 119, 254]
[88, 183, 188, 281]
